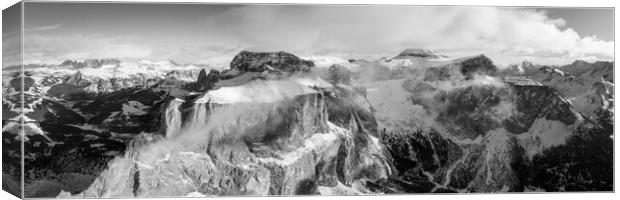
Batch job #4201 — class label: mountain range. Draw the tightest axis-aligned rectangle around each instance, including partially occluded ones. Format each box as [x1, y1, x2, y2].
[1, 48, 613, 197]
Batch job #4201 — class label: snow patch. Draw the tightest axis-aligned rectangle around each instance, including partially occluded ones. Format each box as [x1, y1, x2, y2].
[121, 101, 151, 116]
[293, 76, 333, 89]
[185, 191, 207, 197]
[517, 119, 573, 158]
[196, 79, 320, 104]
[303, 55, 360, 69]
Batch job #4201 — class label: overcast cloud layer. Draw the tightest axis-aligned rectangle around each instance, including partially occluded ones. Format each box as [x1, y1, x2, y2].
[3, 5, 614, 67]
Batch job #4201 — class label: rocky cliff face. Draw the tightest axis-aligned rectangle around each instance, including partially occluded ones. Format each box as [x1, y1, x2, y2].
[69, 88, 393, 197]
[183, 69, 221, 92]
[229, 51, 315, 73]
[423, 55, 497, 81]
[56, 51, 394, 198]
[529, 62, 614, 121]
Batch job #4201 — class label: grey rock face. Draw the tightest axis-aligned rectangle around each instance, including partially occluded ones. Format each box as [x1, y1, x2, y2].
[73, 89, 392, 197]
[423, 55, 498, 81]
[186, 69, 220, 91]
[230, 51, 315, 73]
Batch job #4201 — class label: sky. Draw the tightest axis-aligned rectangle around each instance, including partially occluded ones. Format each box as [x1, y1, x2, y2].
[2, 2, 615, 67]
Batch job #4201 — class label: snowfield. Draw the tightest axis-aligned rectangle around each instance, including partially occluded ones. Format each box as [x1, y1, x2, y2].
[196, 77, 331, 104]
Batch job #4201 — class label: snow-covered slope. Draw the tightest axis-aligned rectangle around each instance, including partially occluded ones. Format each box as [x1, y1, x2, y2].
[195, 76, 331, 104]
[302, 55, 360, 69]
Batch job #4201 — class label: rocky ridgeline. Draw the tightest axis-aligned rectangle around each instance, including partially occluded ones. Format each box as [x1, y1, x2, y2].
[229, 51, 315, 73]
[561, 60, 613, 82]
[184, 51, 316, 92]
[354, 51, 497, 82]
[60, 59, 122, 69]
[529, 61, 614, 120]
[183, 69, 220, 92]
[422, 54, 497, 81]
[46, 71, 166, 100]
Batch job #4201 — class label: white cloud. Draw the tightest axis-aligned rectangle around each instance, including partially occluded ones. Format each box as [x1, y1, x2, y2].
[2, 33, 21, 67]
[12, 6, 614, 66]
[203, 6, 613, 65]
[22, 33, 152, 64]
[27, 24, 63, 31]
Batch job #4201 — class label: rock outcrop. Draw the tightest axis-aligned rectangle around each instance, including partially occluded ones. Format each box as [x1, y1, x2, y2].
[229, 51, 315, 73]
[159, 98, 185, 139]
[184, 69, 221, 91]
[423, 55, 498, 81]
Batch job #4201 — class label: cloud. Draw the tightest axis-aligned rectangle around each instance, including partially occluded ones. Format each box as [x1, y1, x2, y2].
[2, 33, 21, 67]
[17, 32, 245, 67]
[22, 33, 152, 64]
[203, 6, 613, 65]
[12, 6, 614, 66]
[27, 23, 62, 31]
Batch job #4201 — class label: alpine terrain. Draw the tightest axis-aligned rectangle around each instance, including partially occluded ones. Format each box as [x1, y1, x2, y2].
[1, 48, 614, 198]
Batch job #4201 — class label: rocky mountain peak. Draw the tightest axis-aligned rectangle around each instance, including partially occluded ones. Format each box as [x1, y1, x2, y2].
[421, 54, 498, 81]
[570, 60, 590, 66]
[194, 69, 220, 91]
[64, 71, 89, 87]
[458, 54, 498, 79]
[196, 69, 208, 83]
[229, 50, 315, 73]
